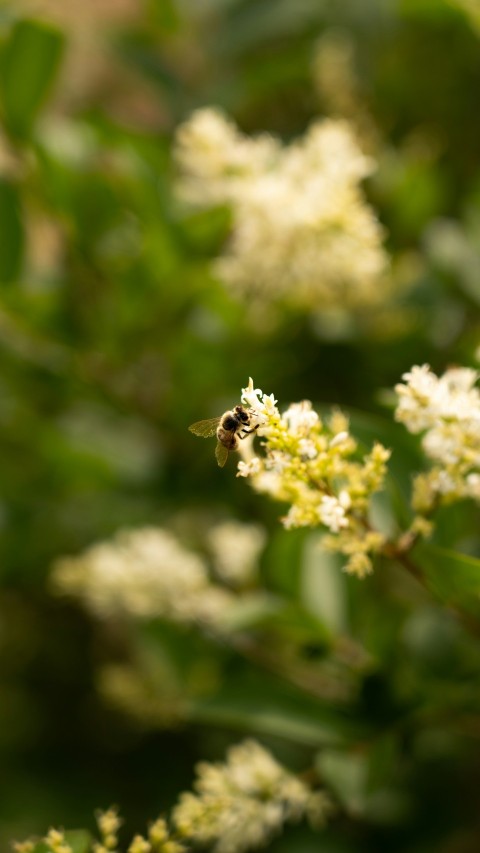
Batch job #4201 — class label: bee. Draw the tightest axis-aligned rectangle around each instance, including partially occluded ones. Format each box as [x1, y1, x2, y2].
[189, 405, 257, 467]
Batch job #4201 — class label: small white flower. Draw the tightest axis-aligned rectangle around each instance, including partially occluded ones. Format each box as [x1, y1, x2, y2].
[241, 377, 279, 427]
[298, 438, 318, 459]
[282, 401, 319, 435]
[431, 469, 457, 495]
[241, 377, 264, 411]
[262, 393, 279, 414]
[466, 472, 480, 498]
[339, 489, 352, 509]
[318, 495, 350, 532]
[267, 450, 291, 473]
[329, 430, 349, 449]
[237, 457, 262, 477]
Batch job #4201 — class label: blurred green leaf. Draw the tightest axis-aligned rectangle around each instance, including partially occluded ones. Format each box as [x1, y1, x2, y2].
[413, 542, 480, 618]
[0, 177, 23, 282]
[216, 0, 327, 55]
[216, 592, 285, 631]
[0, 18, 64, 138]
[316, 749, 369, 816]
[148, 0, 181, 32]
[301, 537, 348, 635]
[65, 831, 92, 853]
[266, 527, 307, 596]
[190, 686, 358, 747]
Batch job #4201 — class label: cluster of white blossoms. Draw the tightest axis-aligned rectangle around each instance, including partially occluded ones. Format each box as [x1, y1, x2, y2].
[174, 107, 389, 310]
[236, 379, 390, 578]
[15, 742, 330, 853]
[172, 739, 332, 853]
[52, 527, 235, 626]
[207, 520, 266, 586]
[395, 363, 480, 514]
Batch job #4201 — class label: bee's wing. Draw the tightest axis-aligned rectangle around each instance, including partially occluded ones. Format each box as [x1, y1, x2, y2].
[189, 417, 220, 437]
[215, 441, 229, 467]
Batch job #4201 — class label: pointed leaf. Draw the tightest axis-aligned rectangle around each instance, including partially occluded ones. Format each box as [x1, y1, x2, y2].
[0, 19, 65, 138]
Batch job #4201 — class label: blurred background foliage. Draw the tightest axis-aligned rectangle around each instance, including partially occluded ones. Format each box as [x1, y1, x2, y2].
[1, 0, 480, 850]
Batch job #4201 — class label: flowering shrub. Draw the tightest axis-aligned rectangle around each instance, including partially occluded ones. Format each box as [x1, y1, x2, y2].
[4, 3, 480, 852]
[14, 741, 332, 853]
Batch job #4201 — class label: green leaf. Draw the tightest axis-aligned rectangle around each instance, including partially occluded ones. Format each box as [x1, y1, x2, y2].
[0, 18, 65, 138]
[65, 831, 92, 853]
[316, 749, 369, 816]
[0, 177, 24, 281]
[190, 695, 353, 747]
[301, 536, 348, 635]
[266, 527, 307, 596]
[413, 542, 480, 618]
[148, 0, 181, 32]
[316, 739, 409, 824]
[216, 592, 285, 631]
[188, 671, 363, 747]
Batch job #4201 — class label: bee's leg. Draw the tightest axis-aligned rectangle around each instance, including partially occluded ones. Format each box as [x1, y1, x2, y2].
[238, 425, 259, 439]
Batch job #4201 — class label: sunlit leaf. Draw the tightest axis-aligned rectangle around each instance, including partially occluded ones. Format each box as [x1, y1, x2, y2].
[0, 18, 64, 138]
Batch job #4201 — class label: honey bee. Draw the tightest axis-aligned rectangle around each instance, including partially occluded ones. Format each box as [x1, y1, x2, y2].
[189, 405, 257, 467]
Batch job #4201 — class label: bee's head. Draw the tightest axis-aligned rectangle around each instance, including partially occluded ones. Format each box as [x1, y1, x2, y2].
[234, 405, 251, 424]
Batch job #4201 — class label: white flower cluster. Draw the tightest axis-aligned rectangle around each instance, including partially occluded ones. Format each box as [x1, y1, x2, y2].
[395, 363, 480, 513]
[237, 379, 390, 577]
[17, 743, 330, 853]
[172, 739, 331, 853]
[52, 527, 234, 625]
[174, 108, 389, 311]
[207, 520, 266, 586]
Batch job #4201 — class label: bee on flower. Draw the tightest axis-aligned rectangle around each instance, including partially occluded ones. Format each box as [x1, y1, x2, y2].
[204, 379, 391, 578]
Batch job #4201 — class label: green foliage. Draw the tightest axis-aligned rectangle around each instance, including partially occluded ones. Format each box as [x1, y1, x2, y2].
[0, 18, 64, 139]
[1, 1, 480, 852]
[414, 542, 480, 618]
[0, 177, 23, 281]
